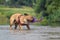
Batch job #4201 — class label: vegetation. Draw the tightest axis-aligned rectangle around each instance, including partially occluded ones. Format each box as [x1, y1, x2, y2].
[0, 6, 35, 24]
[0, 0, 60, 26]
[34, 0, 60, 26]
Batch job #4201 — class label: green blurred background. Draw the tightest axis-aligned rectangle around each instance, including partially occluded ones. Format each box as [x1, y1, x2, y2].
[0, 0, 60, 26]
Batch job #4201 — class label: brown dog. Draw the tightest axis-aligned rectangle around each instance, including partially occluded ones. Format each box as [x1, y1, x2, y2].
[10, 13, 34, 30]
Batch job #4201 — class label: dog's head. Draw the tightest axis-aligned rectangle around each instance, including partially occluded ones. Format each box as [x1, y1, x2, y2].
[24, 13, 34, 22]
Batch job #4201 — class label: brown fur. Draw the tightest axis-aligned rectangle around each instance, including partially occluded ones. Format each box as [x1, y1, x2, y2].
[10, 13, 33, 30]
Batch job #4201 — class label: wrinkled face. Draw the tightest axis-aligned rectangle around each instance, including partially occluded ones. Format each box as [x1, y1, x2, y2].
[26, 15, 34, 22]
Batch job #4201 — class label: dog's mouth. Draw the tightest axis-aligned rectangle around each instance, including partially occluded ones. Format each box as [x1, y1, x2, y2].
[27, 18, 35, 22]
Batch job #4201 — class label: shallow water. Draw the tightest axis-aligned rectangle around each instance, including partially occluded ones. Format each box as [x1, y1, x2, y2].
[0, 25, 60, 40]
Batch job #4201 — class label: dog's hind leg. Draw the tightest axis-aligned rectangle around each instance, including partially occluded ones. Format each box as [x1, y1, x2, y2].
[13, 19, 18, 30]
[10, 24, 12, 30]
[14, 23, 17, 29]
[10, 21, 13, 30]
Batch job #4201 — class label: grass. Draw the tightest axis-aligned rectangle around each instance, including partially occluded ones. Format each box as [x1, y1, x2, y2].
[0, 6, 59, 26]
[0, 6, 35, 14]
[0, 6, 36, 25]
[0, 6, 36, 17]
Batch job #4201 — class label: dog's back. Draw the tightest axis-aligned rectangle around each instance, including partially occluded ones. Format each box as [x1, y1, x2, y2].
[10, 13, 22, 25]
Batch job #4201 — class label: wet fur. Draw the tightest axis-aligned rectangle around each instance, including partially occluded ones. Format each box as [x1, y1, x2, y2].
[10, 13, 33, 30]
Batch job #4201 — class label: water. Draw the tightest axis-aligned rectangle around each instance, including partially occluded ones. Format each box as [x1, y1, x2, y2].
[0, 25, 60, 40]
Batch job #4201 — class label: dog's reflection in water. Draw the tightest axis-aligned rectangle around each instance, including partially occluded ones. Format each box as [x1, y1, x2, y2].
[9, 29, 32, 35]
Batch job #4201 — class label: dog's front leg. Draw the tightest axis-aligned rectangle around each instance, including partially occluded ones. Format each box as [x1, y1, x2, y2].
[26, 24, 30, 30]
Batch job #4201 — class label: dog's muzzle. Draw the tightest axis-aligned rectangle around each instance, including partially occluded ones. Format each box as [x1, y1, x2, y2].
[27, 17, 35, 22]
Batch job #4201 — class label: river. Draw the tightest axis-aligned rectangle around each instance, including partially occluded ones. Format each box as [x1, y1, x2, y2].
[0, 25, 60, 40]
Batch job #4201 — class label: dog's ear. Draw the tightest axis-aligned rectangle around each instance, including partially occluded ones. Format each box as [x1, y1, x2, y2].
[24, 13, 28, 16]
